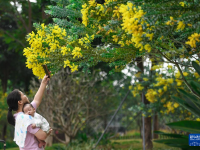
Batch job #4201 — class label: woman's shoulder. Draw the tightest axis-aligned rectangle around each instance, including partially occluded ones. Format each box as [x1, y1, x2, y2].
[16, 112, 33, 121]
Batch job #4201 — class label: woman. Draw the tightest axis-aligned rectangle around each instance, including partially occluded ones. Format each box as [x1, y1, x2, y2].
[7, 75, 52, 150]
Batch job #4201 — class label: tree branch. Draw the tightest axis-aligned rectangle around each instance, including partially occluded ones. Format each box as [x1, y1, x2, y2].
[0, 29, 26, 47]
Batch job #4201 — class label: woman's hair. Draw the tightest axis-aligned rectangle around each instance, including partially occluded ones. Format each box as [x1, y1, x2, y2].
[7, 89, 21, 126]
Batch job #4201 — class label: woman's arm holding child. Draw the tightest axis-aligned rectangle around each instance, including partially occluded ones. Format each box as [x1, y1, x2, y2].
[34, 128, 52, 141]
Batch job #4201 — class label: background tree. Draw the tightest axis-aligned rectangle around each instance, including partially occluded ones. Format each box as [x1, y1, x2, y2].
[29, 68, 119, 145]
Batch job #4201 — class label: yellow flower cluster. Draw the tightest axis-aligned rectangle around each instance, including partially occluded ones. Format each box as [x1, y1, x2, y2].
[64, 59, 78, 72]
[130, 83, 144, 97]
[185, 33, 200, 48]
[81, 3, 91, 26]
[166, 16, 175, 25]
[24, 23, 81, 78]
[78, 34, 95, 49]
[118, 2, 153, 52]
[151, 64, 163, 70]
[163, 101, 179, 114]
[113, 6, 120, 19]
[145, 89, 157, 103]
[72, 47, 83, 59]
[104, 0, 117, 5]
[81, 0, 109, 27]
[154, 77, 173, 90]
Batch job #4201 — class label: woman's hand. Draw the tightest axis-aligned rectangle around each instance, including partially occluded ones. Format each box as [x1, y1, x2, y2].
[32, 124, 36, 129]
[41, 74, 50, 85]
[47, 128, 53, 136]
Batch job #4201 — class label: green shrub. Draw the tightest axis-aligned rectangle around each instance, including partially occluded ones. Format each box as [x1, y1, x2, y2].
[45, 143, 66, 150]
[0, 140, 18, 149]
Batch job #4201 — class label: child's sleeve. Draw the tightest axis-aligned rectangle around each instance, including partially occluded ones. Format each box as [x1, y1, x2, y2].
[35, 121, 43, 128]
[34, 114, 43, 128]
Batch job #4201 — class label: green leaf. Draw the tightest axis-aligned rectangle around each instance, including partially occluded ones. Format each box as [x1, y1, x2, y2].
[172, 96, 200, 117]
[188, 81, 200, 97]
[154, 139, 200, 149]
[178, 89, 200, 105]
[192, 61, 200, 76]
[166, 121, 200, 133]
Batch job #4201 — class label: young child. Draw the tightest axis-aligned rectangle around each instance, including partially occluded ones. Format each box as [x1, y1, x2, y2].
[22, 103, 50, 148]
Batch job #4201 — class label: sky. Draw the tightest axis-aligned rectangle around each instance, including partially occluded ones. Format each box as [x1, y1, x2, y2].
[11, 0, 37, 12]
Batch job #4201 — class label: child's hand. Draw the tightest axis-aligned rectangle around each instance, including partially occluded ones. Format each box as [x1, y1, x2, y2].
[32, 124, 36, 129]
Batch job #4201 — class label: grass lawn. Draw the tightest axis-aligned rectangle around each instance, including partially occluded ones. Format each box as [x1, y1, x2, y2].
[4, 148, 19, 150]
[111, 139, 180, 150]
[5, 139, 181, 150]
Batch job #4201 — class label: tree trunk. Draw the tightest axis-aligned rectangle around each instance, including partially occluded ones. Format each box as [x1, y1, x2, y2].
[153, 114, 159, 139]
[46, 109, 53, 146]
[150, 56, 159, 140]
[28, 0, 32, 33]
[45, 135, 53, 147]
[136, 57, 153, 150]
[65, 134, 71, 145]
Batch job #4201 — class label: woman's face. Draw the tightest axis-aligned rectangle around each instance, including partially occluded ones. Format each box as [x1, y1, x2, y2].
[19, 91, 30, 104]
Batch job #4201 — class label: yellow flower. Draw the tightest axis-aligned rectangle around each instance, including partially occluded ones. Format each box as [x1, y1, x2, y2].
[135, 72, 141, 78]
[112, 35, 119, 43]
[70, 64, 78, 72]
[179, 2, 185, 7]
[176, 79, 183, 86]
[137, 84, 144, 91]
[160, 36, 164, 40]
[167, 65, 172, 69]
[166, 21, 171, 25]
[158, 89, 162, 93]
[144, 44, 151, 52]
[177, 21, 185, 30]
[167, 78, 173, 84]
[196, 118, 200, 121]
[194, 72, 199, 78]
[72, 47, 83, 59]
[146, 89, 157, 103]
[163, 86, 167, 91]
[174, 103, 179, 108]
[185, 33, 200, 48]
[64, 59, 71, 68]
[175, 72, 181, 78]
[143, 78, 149, 81]
[146, 33, 154, 41]
[131, 90, 137, 97]
[183, 72, 188, 76]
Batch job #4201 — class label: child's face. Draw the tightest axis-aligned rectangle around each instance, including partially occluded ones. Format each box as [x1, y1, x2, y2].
[23, 104, 35, 117]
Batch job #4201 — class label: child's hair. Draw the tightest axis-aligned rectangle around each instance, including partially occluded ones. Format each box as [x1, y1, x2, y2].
[22, 103, 34, 112]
